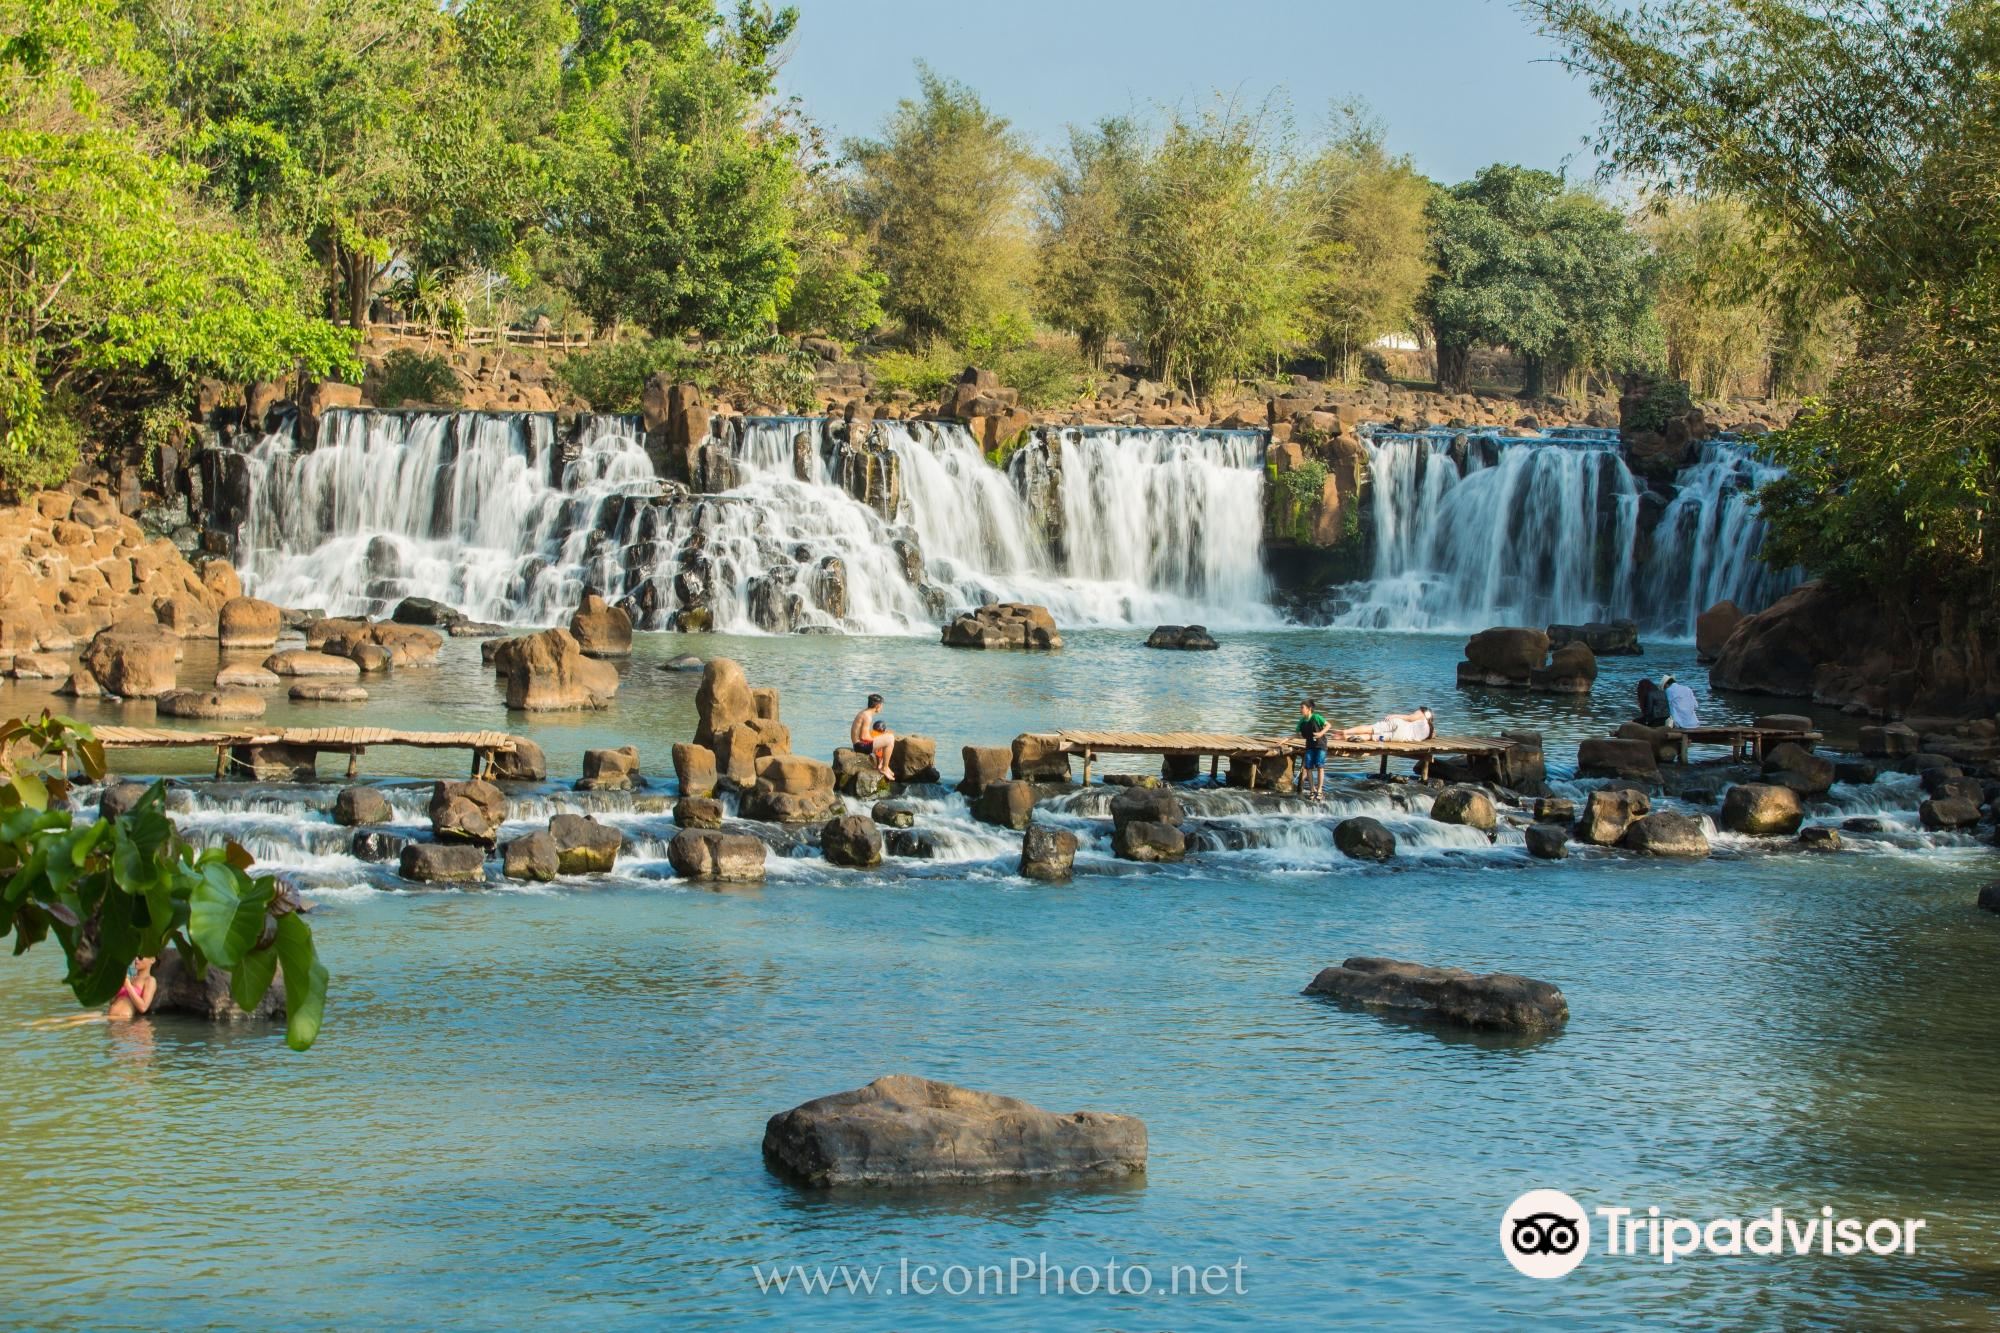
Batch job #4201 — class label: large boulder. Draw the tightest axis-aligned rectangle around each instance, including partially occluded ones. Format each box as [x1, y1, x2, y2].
[1529, 641, 1597, 694]
[667, 828, 767, 882]
[497, 629, 619, 711]
[693, 657, 754, 746]
[157, 688, 265, 720]
[398, 842, 487, 885]
[1858, 723, 1920, 758]
[569, 592, 633, 658]
[1620, 811, 1711, 857]
[217, 597, 282, 649]
[711, 718, 793, 789]
[1576, 737, 1660, 783]
[762, 1075, 1147, 1187]
[428, 779, 507, 847]
[549, 813, 622, 873]
[1144, 624, 1219, 651]
[151, 949, 285, 1022]
[289, 682, 367, 703]
[832, 747, 889, 798]
[1574, 787, 1650, 845]
[1524, 823, 1569, 860]
[941, 603, 1063, 651]
[742, 753, 838, 823]
[323, 622, 442, 668]
[488, 737, 547, 781]
[1920, 797, 1983, 831]
[1334, 816, 1396, 861]
[1010, 733, 1071, 782]
[1761, 742, 1834, 797]
[889, 735, 939, 783]
[975, 780, 1038, 830]
[214, 663, 281, 689]
[263, 649, 361, 678]
[1695, 600, 1744, 661]
[1303, 956, 1568, 1033]
[1615, 720, 1680, 763]
[1719, 783, 1805, 836]
[82, 626, 178, 698]
[333, 786, 392, 827]
[1111, 820, 1185, 862]
[1458, 626, 1550, 686]
[502, 831, 559, 882]
[576, 745, 641, 792]
[1020, 825, 1079, 882]
[1429, 785, 1496, 833]
[1547, 620, 1640, 656]
[672, 742, 718, 797]
[674, 796, 725, 829]
[959, 745, 1011, 796]
[821, 814, 885, 868]
[391, 597, 465, 628]
[1708, 580, 1847, 697]
[1110, 785, 1183, 831]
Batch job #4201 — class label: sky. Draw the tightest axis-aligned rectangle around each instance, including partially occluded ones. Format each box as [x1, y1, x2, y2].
[773, 0, 1607, 184]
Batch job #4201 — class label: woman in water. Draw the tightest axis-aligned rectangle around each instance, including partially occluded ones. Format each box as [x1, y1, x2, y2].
[108, 956, 158, 1021]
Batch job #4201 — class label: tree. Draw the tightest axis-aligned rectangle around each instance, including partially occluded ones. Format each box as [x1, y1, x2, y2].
[1, 0, 354, 492]
[1, 713, 328, 1050]
[1121, 105, 1306, 395]
[776, 161, 884, 344]
[1531, 0, 2000, 600]
[1642, 195, 1767, 398]
[845, 65, 1039, 347]
[1421, 163, 1654, 396]
[551, 2, 802, 339]
[1295, 109, 1433, 382]
[1035, 118, 1141, 366]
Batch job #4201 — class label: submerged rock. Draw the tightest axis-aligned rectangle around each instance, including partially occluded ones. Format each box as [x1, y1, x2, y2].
[1020, 825, 1079, 881]
[1334, 816, 1396, 861]
[429, 779, 507, 847]
[1144, 624, 1219, 651]
[1524, 823, 1568, 860]
[159, 688, 266, 720]
[1304, 955, 1568, 1033]
[1576, 737, 1660, 783]
[1719, 783, 1804, 836]
[494, 628, 620, 711]
[1620, 811, 1710, 857]
[334, 786, 391, 827]
[941, 603, 1063, 651]
[351, 830, 407, 862]
[151, 949, 285, 1022]
[959, 744, 1011, 796]
[1111, 819, 1185, 862]
[1979, 882, 2000, 913]
[502, 830, 559, 882]
[1574, 787, 1650, 845]
[762, 1074, 1147, 1188]
[576, 745, 641, 792]
[871, 801, 916, 829]
[674, 795, 725, 829]
[1799, 826, 1842, 851]
[668, 828, 766, 882]
[1762, 742, 1834, 797]
[886, 828, 938, 859]
[398, 842, 487, 885]
[974, 780, 1037, 830]
[821, 814, 885, 868]
[549, 813, 622, 873]
[1920, 796, 1982, 831]
[1429, 785, 1496, 833]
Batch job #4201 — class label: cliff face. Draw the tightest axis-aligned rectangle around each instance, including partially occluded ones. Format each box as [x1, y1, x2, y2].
[0, 485, 242, 664]
[1710, 580, 2000, 722]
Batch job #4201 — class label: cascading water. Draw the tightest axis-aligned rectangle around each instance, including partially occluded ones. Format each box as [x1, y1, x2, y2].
[1321, 428, 1796, 639]
[229, 409, 1277, 633]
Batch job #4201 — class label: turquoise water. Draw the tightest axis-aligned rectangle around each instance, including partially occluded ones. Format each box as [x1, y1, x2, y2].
[2, 629, 1996, 1327]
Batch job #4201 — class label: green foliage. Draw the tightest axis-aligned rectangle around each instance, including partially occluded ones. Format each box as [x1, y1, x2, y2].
[1534, 0, 2000, 601]
[1621, 376, 1692, 435]
[993, 341, 1097, 410]
[1421, 164, 1656, 396]
[0, 0, 356, 490]
[1035, 118, 1141, 365]
[1279, 459, 1328, 507]
[867, 339, 963, 400]
[375, 349, 463, 408]
[0, 713, 327, 1051]
[846, 65, 1039, 345]
[1122, 105, 1306, 395]
[556, 334, 813, 413]
[1296, 108, 1434, 381]
[779, 170, 885, 342]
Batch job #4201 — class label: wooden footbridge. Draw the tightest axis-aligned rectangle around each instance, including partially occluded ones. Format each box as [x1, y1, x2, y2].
[1666, 724, 1821, 762]
[1035, 729, 1516, 786]
[91, 725, 525, 780]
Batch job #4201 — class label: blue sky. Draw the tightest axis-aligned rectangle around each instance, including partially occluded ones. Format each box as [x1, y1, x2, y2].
[774, 0, 1606, 184]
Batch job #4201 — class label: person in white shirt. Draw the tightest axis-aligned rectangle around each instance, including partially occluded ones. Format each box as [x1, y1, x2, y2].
[1662, 674, 1700, 729]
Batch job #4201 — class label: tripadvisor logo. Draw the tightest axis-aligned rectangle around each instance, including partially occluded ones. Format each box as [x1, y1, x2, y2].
[1500, 1189, 1929, 1278]
[1501, 1189, 1590, 1279]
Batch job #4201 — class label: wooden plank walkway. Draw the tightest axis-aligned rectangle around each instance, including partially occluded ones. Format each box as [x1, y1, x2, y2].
[1668, 725, 1821, 762]
[1039, 729, 1514, 786]
[93, 725, 522, 780]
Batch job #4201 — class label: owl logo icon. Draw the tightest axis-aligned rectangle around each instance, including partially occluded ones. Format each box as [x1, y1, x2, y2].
[1501, 1190, 1590, 1278]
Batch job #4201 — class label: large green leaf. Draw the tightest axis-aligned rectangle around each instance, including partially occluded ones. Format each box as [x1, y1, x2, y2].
[188, 864, 271, 968]
[274, 914, 327, 1052]
[229, 942, 279, 1014]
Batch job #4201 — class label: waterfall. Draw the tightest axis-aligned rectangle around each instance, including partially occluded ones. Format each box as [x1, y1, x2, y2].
[230, 409, 1276, 634]
[1321, 428, 1796, 639]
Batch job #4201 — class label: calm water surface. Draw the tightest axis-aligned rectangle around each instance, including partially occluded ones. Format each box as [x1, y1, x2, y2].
[1, 629, 1996, 1328]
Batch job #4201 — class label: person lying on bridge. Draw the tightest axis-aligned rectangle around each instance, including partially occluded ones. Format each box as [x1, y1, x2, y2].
[1335, 707, 1435, 743]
